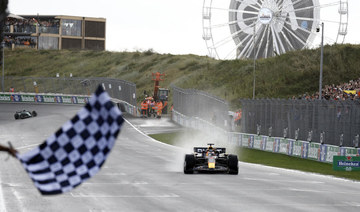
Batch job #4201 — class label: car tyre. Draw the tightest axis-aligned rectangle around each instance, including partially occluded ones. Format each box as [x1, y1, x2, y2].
[14, 114, 19, 120]
[228, 154, 239, 175]
[184, 154, 195, 174]
[32, 111, 37, 117]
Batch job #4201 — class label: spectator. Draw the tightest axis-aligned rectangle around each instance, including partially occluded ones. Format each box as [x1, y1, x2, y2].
[299, 78, 360, 101]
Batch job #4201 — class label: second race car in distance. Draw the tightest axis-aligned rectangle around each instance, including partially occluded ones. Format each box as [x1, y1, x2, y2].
[184, 143, 238, 175]
[14, 110, 37, 120]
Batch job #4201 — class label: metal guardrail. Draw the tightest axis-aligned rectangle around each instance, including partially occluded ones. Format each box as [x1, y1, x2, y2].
[172, 85, 230, 130]
[240, 99, 360, 147]
[172, 110, 360, 164]
[1, 76, 137, 106]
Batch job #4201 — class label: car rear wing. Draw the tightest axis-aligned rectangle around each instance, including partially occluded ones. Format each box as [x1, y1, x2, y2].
[193, 147, 226, 154]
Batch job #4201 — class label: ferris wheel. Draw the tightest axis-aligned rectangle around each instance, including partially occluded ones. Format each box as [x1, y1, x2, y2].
[202, 0, 348, 59]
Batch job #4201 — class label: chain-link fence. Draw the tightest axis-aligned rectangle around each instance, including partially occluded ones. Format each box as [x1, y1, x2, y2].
[240, 99, 360, 147]
[172, 85, 230, 130]
[1, 76, 137, 106]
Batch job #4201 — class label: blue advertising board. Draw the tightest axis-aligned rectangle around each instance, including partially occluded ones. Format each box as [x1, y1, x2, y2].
[248, 135, 254, 148]
[319, 145, 328, 162]
[301, 142, 309, 159]
[34, 95, 43, 103]
[11, 94, 21, 102]
[273, 138, 280, 153]
[287, 139, 295, 156]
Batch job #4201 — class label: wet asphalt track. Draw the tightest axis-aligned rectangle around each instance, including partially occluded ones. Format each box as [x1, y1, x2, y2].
[1, 102, 360, 212]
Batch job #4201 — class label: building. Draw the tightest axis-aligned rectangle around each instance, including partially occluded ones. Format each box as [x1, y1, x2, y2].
[4, 14, 106, 50]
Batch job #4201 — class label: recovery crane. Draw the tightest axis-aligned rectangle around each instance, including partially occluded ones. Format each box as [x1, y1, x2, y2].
[140, 72, 169, 118]
[152, 72, 169, 114]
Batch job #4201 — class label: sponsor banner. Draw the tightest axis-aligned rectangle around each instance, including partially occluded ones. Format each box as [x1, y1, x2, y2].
[230, 134, 239, 146]
[242, 134, 249, 147]
[308, 143, 320, 160]
[21, 95, 35, 102]
[0, 94, 11, 101]
[344, 147, 358, 157]
[319, 145, 327, 162]
[253, 135, 261, 150]
[248, 135, 254, 148]
[43, 95, 56, 103]
[287, 139, 295, 156]
[238, 134, 243, 147]
[326, 145, 340, 163]
[55, 96, 63, 103]
[265, 137, 274, 152]
[71, 96, 78, 104]
[292, 140, 303, 157]
[340, 147, 347, 156]
[301, 142, 309, 159]
[77, 97, 88, 104]
[260, 136, 267, 151]
[279, 138, 289, 154]
[34, 95, 43, 103]
[333, 156, 360, 171]
[11, 94, 21, 102]
[62, 96, 73, 104]
[273, 138, 280, 153]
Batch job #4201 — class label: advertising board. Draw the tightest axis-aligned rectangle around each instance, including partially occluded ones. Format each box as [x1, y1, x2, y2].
[292, 140, 303, 157]
[43, 95, 56, 103]
[333, 156, 360, 171]
[0, 94, 11, 101]
[279, 138, 288, 154]
[326, 145, 340, 163]
[319, 145, 327, 162]
[11, 94, 21, 102]
[21, 95, 35, 102]
[260, 136, 267, 151]
[308, 143, 320, 160]
[301, 142, 309, 159]
[265, 137, 274, 152]
[253, 135, 262, 150]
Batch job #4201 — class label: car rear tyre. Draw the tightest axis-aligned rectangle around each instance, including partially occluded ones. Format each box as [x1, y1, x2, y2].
[14, 114, 19, 120]
[184, 154, 195, 174]
[32, 111, 37, 117]
[228, 154, 239, 175]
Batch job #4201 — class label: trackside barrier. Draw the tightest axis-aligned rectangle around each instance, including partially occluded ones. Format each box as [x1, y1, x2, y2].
[0, 92, 137, 116]
[172, 110, 360, 164]
[172, 110, 228, 140]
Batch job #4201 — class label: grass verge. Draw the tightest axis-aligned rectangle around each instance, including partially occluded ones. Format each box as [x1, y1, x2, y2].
[150, 132, 360, 181]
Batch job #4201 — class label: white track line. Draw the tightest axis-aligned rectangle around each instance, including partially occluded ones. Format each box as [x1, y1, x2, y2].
[123, 118, 183, 150]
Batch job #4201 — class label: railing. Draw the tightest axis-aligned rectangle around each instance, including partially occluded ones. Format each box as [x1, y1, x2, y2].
[240, 98, 360, 147]
[172, 85, 230, 130]
[1, 76, 137, 111]
[172, 110, 360, 164]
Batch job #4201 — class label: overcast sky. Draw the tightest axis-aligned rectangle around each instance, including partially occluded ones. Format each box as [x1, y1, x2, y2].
[8, 0, 360, 56]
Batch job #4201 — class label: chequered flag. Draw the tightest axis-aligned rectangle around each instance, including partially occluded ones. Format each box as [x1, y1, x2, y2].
[17, 85, 124, 195]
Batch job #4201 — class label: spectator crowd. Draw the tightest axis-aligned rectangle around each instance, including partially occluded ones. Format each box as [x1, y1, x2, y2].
[293, 78, 360, 101]
[4, 35, 36, 48]
[5, 17, 59, 34]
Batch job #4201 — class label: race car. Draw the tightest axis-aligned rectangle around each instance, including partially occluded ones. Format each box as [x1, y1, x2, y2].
[14, 110, 37, 120]
[184, 143, 238, 175]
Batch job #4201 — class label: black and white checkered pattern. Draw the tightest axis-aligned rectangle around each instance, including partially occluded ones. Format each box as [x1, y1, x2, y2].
[18, 85, 124, 195]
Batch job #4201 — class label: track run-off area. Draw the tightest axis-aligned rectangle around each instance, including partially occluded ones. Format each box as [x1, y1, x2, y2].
[1, 102, 360, 212]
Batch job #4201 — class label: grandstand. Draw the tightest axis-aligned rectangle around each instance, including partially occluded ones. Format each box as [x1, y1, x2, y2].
[4, 14, 105, 50]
